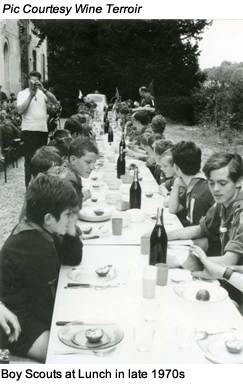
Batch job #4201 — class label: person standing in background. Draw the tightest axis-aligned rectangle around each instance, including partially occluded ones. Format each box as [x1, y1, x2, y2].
[17, 71, 57, 186]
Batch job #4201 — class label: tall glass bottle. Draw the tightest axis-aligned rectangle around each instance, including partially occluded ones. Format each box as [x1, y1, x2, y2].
[119, 133, 126, 152]
[117, 146, 126, 179]
[149, 208, 167, 266]
[104, 118, 110, 134]
[108, 125, 114, 144]
[129, 167, 142, 209]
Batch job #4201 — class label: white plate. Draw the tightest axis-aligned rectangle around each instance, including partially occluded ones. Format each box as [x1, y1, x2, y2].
[80, 225, 109, 236]
[174, 281, 228, 303]
[198, 331, 243, 363]
[79, 207, 113, 222]
[169, 268, 192, 283]
[67, 265, 118, 284]
[59, 321, 124, 350]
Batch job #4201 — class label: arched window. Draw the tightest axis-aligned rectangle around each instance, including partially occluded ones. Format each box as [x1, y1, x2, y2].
[3, 41, 10, 95]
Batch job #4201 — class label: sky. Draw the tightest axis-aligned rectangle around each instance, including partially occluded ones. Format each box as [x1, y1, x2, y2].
[198, 19, 243, 69]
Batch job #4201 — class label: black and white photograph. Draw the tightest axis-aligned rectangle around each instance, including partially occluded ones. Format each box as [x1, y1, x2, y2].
[0, 4, 243, 371]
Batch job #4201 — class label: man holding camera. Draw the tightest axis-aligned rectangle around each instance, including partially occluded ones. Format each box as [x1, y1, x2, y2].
[17, 71, 57, 186]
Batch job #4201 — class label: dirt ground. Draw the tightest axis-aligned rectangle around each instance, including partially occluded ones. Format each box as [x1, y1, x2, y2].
[0, 122, 240, 249]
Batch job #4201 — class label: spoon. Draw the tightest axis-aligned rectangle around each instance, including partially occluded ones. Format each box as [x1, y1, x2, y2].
[195, 328, 237, 341]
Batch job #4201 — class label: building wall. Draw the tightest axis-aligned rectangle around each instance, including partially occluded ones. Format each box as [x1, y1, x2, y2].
[0, 20, 21, 96]
[0, 19, 48, 98]
[27, 22, 48, 83]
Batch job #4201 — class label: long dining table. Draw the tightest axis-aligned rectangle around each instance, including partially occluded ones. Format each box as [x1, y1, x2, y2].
[46, 125, 243, 364]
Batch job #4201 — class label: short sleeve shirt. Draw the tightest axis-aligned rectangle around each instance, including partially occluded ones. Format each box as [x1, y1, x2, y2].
[200, 192, 243, 256]
[141, 95, 156, 108]
[17, 88, 48, 132]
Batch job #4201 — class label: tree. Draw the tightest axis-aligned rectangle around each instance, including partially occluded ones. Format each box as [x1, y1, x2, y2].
[32, 19, 210, 121]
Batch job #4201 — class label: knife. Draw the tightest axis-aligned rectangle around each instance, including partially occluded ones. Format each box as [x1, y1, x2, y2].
[56, 321, 72, 326]
[83, 235, 100, 240]
[65, 283, 118, 288]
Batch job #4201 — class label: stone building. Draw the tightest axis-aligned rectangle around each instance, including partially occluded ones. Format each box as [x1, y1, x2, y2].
[0, 19, 48, 97]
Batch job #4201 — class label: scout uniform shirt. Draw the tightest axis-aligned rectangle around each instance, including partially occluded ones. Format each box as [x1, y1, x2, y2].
[199, 190, 243, 304]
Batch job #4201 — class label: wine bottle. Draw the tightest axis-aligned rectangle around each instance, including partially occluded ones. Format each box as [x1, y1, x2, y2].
[129, 167, 142, 209]
[104, 118, 109, 134]
[119, 133, 126, 152]
[149, 208, 167, 266]
[117, 146, 126, 178]
[108, 126, 114, 144]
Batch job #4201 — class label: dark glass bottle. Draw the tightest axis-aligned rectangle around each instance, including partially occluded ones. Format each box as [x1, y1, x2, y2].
[104, 118, 109, 134]
[117, 146, 126, 178]
[129, 167, 142, 209]
[119, 133, 126, 152]
[108, 126, 114, 144]
[149, 208, 167, 266]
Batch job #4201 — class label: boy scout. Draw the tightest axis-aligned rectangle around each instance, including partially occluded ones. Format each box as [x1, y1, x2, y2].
[168, 152, 243, 304]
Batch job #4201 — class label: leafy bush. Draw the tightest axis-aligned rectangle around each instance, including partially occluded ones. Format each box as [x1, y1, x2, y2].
[159, 96, 195, 125]
[194, 62, 243, 133]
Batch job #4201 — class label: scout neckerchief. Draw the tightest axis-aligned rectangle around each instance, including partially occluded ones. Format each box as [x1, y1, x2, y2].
[186, 174, 206, 224]
[219, 190, 243, 253]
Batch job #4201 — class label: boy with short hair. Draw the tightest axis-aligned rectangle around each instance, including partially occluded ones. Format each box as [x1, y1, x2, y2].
[168, 152, 243, 304]
[30, 146, 64, 178]
[66, 137, 99, 207]
[0, 175, 82, 362]
[157, 149, 177, 200]
[152, 139, 174, 185]
[19, 146, 65, 221]
[169, 141, 219, 255]
[48, 137, 70, 159]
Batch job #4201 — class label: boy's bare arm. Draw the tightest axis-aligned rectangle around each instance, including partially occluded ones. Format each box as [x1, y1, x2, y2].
[169, 177, 186, 214]
[167, 224, 202, 241]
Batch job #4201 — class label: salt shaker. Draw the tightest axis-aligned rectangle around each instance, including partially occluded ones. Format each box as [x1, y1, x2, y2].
[142, 265, 157, 299]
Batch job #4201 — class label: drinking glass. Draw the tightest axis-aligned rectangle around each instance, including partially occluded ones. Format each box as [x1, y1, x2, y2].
[142, 298, 160, 322]
[134, 323, 155, 352]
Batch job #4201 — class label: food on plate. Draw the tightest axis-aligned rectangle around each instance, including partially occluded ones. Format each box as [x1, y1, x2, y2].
[196, 289, 210, 301]
[91, 197, 98, 202]
[225, 339, 243, 354]
[145, 192, 153, 198]
[95, 266, 110, 276]
[92, 184, 100, 189]
[94, 209, 104, 216]
[85, 328, 104, 343]
[82, 227, 92, 234]
[128, 163, 137, 171]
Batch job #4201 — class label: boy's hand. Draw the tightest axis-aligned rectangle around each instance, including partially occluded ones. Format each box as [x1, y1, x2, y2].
[163, 195, 170, 207]
[83, 189, 91, 201]
[0, 304, 21, 343]
[66, 208, 79, 236]
[159, 184, 169, 197]
[190, 245, 225, 280]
